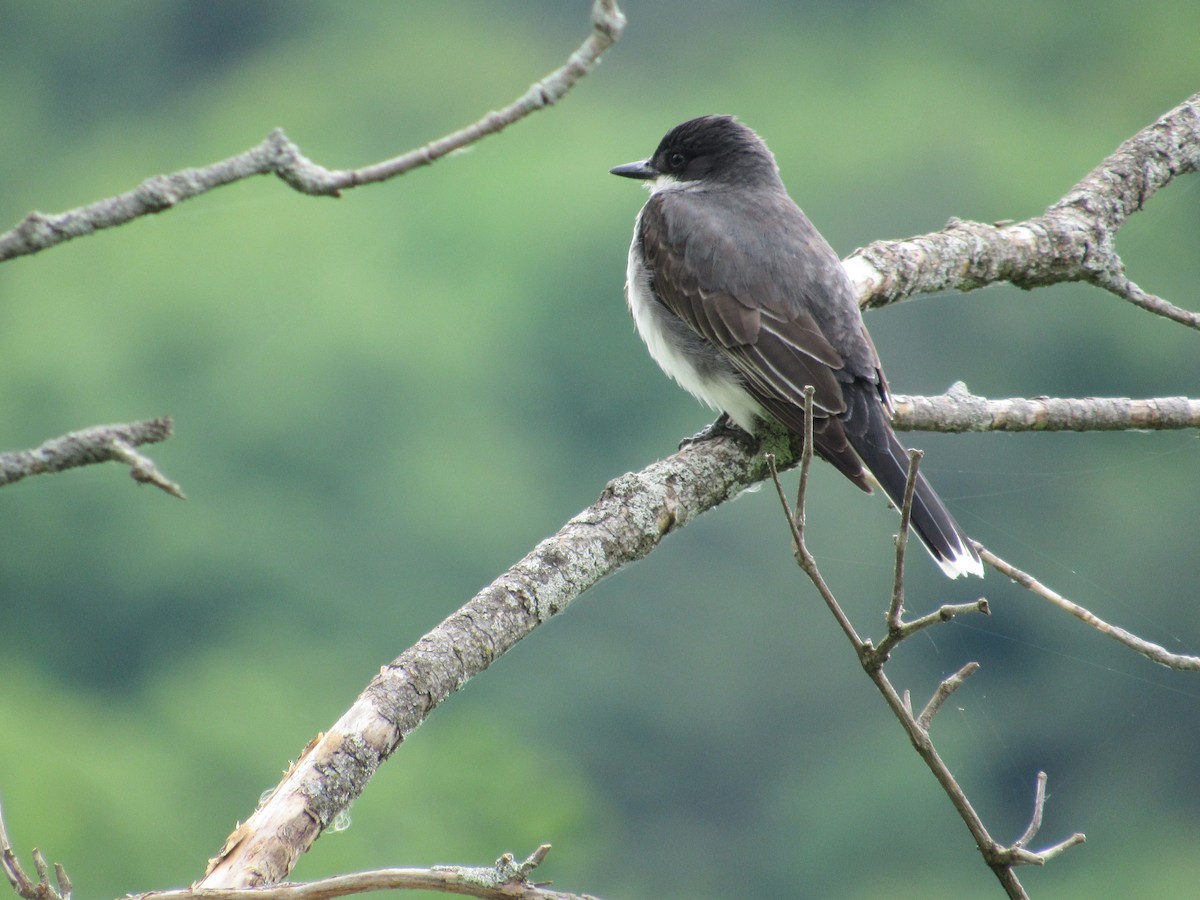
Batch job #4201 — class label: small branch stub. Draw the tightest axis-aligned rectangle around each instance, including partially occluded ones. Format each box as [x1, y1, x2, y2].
[917, 662, 979, 732]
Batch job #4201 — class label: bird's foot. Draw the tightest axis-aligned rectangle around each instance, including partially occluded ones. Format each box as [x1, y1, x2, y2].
[678, 413, 758, 451]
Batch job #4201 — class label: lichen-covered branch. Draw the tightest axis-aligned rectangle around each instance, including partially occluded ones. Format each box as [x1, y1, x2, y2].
[197, 434, 784, 889]
[0, 418, 181, 498]
[844, 91, 1200, 329]
[891, 385, 1200, 432]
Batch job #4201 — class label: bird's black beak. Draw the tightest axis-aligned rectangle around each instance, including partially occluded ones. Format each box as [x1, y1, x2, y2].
[610, 159, 659, 180]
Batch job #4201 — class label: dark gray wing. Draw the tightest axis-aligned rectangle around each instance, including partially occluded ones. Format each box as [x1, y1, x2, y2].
[638, 186, 885, 488]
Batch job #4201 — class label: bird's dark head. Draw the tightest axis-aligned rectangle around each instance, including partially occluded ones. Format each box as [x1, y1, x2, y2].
[610, 115, 780, 190]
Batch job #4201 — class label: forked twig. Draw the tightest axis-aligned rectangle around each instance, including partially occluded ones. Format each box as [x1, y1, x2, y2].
[872, 449, 988, 663]
[767, 394, 1082, 899]
[845, 91, 1200, 330]
[991, 773, 1086, 866]
[0, 801, 72, 900]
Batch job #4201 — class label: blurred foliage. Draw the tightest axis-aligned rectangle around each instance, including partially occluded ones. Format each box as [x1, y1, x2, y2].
[0, 1, 1198, 898]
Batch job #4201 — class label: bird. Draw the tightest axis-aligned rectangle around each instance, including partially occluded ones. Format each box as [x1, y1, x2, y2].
[610, 115, 983, 579]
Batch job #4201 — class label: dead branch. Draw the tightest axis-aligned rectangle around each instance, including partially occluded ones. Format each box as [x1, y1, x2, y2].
[0, 0, 626, 264]
[1, 30, 1193, 899]
[0, 418, 181, 498]
[892, 385, 1200, 432]
[979, 545, 1200, 670]
[197, 431, 780, 889]
[0, 801, 72, 900]
[916, 662, 980, 732]
[767, 414, 1086, 899]
[1, 804, 595, 900]
[843, 91, 1200, 329]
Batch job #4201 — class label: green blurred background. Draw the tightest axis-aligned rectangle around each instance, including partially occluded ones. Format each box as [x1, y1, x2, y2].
[1, 2, 1198, 897]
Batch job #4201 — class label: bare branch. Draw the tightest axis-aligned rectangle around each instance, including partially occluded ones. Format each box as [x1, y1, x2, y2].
[180, 855, 601, 900]
[869, 448, 991, 662]
[0, 802, 70, 900]
[769, 448, 1025, 895]
[990, 775, 1087, 867]
[106, 436, 185, 499]
[769, 435, 1089, 897]
[876, 599, 990, 663]
[843, 91, 1200, 329]
[892, 385, 1200, 432]
[2, 798, 592, 900]
[0, 418, 181, 498]
[917, 662, 980, 732]
[886, 448, 923, 630]
[1091, 269, 1195, 328]
[0, 0, 627, 264]
[199, 431, 781, 889]
[793, 385, 817, 530]
[978, 545, 1200, 670]
[1014, 772, 1049, 850]
[1027, 833, 1088, 864]
[172, 845, 600, 900]
[766, 388, 867, 653]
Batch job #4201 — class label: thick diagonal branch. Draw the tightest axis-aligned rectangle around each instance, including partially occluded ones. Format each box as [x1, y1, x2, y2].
[197, 435, 782, 889]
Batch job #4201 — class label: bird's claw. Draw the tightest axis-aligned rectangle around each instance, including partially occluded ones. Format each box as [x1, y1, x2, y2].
[678, 413, 758, 451]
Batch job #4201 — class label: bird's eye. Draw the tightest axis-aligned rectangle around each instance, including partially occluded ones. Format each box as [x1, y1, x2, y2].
[666, 151, 686, 171]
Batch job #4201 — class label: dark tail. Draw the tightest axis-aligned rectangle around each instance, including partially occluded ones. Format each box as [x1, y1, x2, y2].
[847, 387, 983, 579]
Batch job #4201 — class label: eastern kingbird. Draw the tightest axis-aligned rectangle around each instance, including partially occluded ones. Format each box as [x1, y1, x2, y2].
[611, 115, 983, 579]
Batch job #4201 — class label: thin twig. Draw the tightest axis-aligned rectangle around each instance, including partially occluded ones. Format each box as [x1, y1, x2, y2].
[1014, 772, 1048, 849]
[769, 440, 1091, 897]
[107, 437, 185, 499]
[1089, 269, 1199, 330]
[978, 545, 1200, 670]
[1028, 832, 1088, 863]
[917, 662, 980, 732]
[886, 448, 923, 630]
[0, 0, 627, 263]
[793, 385, 817, 532]
[990, 774, 1087, 869]
[875, 599, 990, 662]
[766, 387, 865, 652]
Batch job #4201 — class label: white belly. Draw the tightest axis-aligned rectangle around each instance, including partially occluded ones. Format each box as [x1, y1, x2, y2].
[625, 236, 766, 433]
